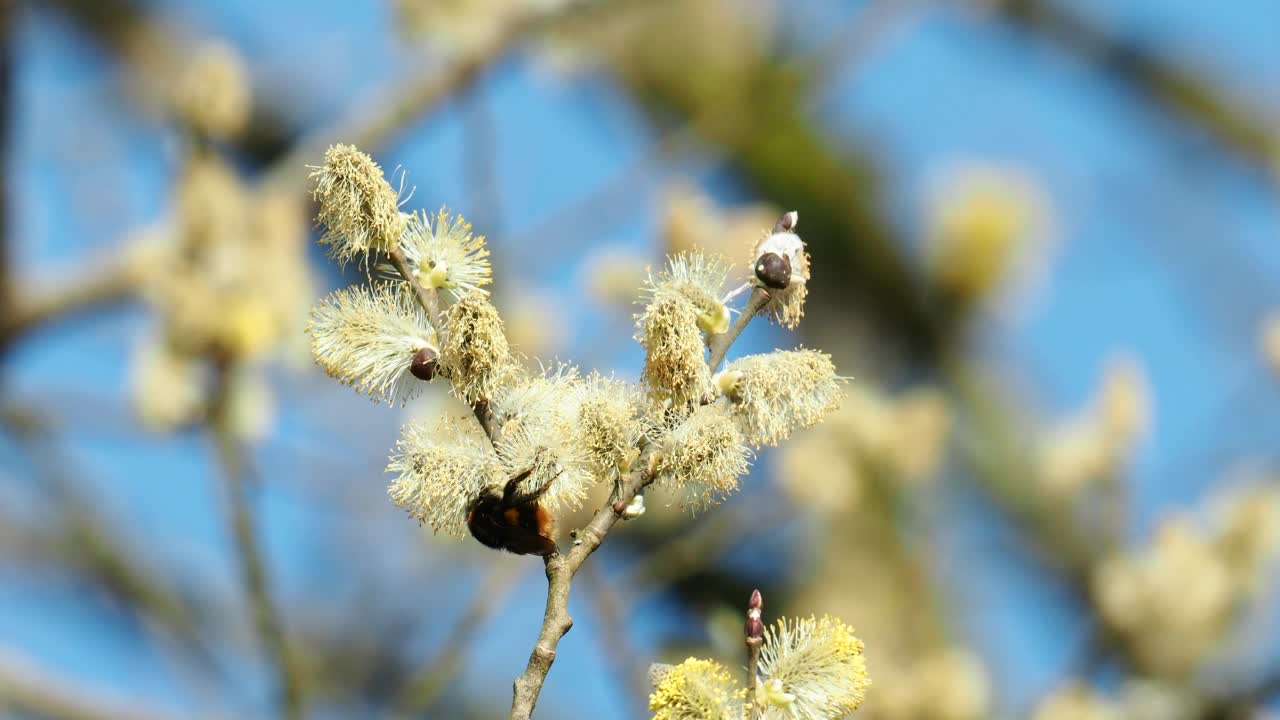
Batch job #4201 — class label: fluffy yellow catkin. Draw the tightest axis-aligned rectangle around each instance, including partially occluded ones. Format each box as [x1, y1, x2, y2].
[716, 349, 844, 447]
[310, 144, 407, 265]
[644, 252, 733, 336]
[440, 292, 514, 404]
[652, 402, 752, 511]
[387, 418, 498, 537]
[638, 292, 713, 405]
[649, 658, 741, 720]
[400, 208, 493, 301]
[757, 616, 870, 720]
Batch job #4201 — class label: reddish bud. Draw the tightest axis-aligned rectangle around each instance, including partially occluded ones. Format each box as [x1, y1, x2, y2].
[745, 588, 764, 641]
[410, 346, 439, 381]
[774, 211, 798, 233]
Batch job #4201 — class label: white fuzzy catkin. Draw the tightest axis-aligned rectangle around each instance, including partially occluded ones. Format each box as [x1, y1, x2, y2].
[653, 402, 752, 511]
[308, 283, 437, 405]
[490, 365, 597, 511]
[387, 418, 498, 537]
[718, 349, 844, 447]
[572, 372, 648, 478]
[643, 252, 733, 335]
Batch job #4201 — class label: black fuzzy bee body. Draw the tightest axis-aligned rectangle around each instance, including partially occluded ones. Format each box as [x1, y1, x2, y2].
[466, 466, 558, 556]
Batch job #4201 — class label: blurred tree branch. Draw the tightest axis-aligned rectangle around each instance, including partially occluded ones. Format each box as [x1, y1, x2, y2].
[210, 361, 307, 720]
[0, 254, 140, 348]
[989, 0, 1278, 179]
[0, 646, 179, 720]
[0, 407, 220, 674]
[580, 564, 646, 720]
[390, 562, 526, 717]
[262, 0, 623, 194]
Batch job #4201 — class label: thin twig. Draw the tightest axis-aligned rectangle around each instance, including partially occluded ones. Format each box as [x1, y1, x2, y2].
[390, 562, 527, 717]
[745, 641, 762, 718]
[988, 0, 1279, 178]
[707, 288, 771, 372]
[0, 408, 221, 676]
[621, 500, 783, 598]
[508, 467, 646, 720]
[211, 362, 306, 720]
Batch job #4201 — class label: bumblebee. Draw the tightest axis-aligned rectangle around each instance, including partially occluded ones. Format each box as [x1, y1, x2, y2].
[466, 465, 558, 556]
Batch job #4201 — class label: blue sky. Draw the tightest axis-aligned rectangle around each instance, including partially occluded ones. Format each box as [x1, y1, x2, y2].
[5, 0, 1280, 717]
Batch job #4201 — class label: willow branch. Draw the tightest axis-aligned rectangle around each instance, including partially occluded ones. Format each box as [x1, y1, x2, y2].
[989, 0, 1278, 177]
[0, 264, 138, 346]
[0, 407, 218, 673]
[210, 364, 306, 720]
[707, 288, 771, 372]
[509, 467, 648, 720]
[0, 647, 179, 720]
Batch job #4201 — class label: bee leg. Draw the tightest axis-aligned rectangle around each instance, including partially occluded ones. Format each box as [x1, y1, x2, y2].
[502, 462, 565, 507]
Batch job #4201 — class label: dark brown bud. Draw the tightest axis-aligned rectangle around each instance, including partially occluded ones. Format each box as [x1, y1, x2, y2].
[774, 211, 798, 233]
[749, 588, 763, 611]
[755, 252, 792, 290]
[410, 346, 439, 381]
[746, 616, 764, 642]
[613, 499, 627, 514]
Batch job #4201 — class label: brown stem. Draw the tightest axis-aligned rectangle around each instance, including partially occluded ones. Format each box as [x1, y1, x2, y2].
[509, 469, 645, 719]
[707, 288, 771, 372]
[0, 266, 137, 346]
[745, 640, 763, 720]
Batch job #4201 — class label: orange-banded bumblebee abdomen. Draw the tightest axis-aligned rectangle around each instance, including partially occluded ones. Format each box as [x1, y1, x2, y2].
[466, 493, 557, 556]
